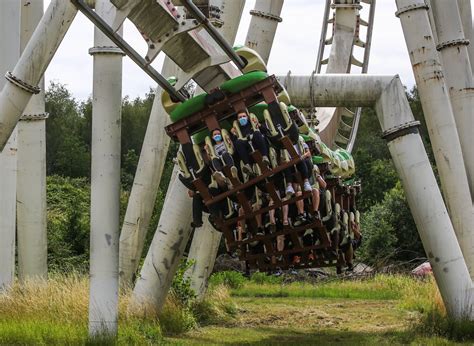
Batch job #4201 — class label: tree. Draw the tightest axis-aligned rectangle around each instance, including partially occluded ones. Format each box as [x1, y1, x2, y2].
[45, 82, 90, 177]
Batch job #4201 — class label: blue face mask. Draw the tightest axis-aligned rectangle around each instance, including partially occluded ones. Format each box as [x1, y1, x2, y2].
[239, 117, 248, 126]
[213, 134, 222, 142]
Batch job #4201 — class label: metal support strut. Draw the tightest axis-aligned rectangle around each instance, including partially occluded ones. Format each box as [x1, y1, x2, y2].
[181, 0, 246, 70]
[70, 0, 186, 102]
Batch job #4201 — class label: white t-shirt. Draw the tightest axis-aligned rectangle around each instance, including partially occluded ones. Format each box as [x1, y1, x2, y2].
[214, 141, 227, 157]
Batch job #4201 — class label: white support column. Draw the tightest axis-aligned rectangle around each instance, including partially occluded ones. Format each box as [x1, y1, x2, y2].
[119, 58, 179, 288]
[430, 0, 474, 201]
[457, 0, 474, 73]
[0, 0, 20, 290]
[88, 0, 124, 337]
[131, 168, 193, 312]
[375, 77, 473, 320]
[245, 0, 284, 64]
[16, 0, 48, 282]
[186, 218, 222, 298]
[0, 0, 77, 151]
[396, 0, 474, 280]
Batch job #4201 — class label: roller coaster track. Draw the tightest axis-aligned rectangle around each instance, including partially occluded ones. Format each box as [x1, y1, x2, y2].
[314, 0, 376, 152]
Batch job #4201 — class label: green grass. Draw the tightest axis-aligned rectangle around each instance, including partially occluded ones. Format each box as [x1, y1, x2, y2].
[230, 274, 428, 300]
[0, 274, 473, 344]
[0, 319, 163, 345]
[0, 275, 236, 344]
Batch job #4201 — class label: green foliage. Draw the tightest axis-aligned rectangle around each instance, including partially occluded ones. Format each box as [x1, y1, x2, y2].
[171, 260, 197, 308]
[359, 183, 424, 265]
[209, 271, 246, 289]
[45, 83, 155, 185]
[47, 175, 90, 272]
[46, 82, 90, 178]
[250, 271, 283, 285]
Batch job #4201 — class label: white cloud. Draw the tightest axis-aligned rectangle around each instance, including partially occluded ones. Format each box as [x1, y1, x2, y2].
[42, 0, 472, 100]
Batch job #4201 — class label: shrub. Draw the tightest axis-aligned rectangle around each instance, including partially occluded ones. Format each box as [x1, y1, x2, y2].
[47, 176, 91, 272]
[171, 259, 196, 308]
[209, 271, 246, 289]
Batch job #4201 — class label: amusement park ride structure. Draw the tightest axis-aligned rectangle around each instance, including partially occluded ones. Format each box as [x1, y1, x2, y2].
[0, 0, 473, 338]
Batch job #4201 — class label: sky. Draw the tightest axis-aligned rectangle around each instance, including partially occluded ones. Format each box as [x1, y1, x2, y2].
[42, 0, 474, 101]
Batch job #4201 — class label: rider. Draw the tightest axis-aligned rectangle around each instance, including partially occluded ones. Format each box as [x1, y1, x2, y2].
[231, 110, 271, 174]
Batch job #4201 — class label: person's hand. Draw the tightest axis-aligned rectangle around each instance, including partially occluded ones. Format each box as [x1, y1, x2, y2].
[188, 190, 195, 198]
[303, 151, 311, 159]
[231, 127, 237, 135]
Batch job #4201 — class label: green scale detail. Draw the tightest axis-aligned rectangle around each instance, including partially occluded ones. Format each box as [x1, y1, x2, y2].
[220, 71, 269, 94]
[170, 93, 207, 123]
[312, 156, 325, 164]
[169, 71, 269, 123]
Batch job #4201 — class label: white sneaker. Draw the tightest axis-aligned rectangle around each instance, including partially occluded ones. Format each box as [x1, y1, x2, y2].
[303, 181, 312, 192]
[286, 184, 295, 197]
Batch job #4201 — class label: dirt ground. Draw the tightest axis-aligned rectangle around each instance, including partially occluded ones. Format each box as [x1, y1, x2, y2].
[165, 297, 454, 345]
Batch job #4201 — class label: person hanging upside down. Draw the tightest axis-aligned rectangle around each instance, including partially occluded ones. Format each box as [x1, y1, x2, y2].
[230, 110, 271, 175]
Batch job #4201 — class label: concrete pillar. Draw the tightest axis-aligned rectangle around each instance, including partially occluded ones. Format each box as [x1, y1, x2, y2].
[375, 77, 473, 320]
[16, 0, 48, 282]
[245, 0, 284, 63]
[185, 218, 222, 298]
[118, 58, 179, 288]
[396, 0, 474, 280]
[0, 0, 77, 151]
[457, 0, 474, 73]
[88, 0, 124, 337]
[430, 0, 474, 201]
[131, 168, 193, 312]
[0, 0, 20, 290]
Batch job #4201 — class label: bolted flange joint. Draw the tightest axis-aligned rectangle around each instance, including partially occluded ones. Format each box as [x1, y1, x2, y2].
[395, 2, 429, 17]
[5, 72, 41, 95]
[436, 38, 470, 51]
[331, 4, 363, 10]
[382, 120, 421, 142]
[88, 46, 125, 56]
[249, 9, 282, 22]
[20, 113, 49, 121]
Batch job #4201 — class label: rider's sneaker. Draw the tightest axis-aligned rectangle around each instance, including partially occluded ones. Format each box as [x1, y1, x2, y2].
[286, 184, 295, 198]
[303, 180, 312, 192]
[212, 171, 227, 188]
[293, 214, 307, 227]
[230, 166, 241, 183]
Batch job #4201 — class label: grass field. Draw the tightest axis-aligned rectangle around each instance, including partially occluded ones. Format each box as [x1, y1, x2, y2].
[0, 273, 473, 345]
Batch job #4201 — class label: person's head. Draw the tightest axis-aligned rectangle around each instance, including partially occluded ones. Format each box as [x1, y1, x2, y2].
[212, 128, 222, 143]
[237, 110, 249, 126]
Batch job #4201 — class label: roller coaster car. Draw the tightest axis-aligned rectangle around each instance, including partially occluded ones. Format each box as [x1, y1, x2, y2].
[164, 71, 361, 272]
